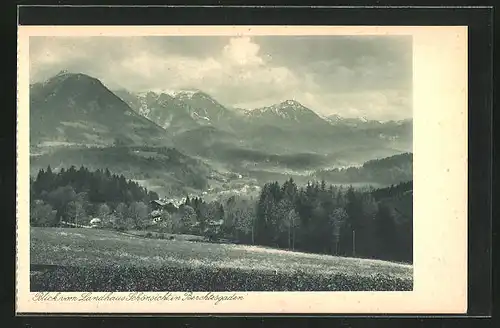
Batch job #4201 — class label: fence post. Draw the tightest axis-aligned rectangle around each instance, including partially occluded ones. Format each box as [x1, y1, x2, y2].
[352, 229, 356, 257]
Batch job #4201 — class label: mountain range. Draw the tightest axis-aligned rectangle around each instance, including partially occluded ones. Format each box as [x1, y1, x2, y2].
[29, 71, 413, 197]
[115, 86, 411, 163]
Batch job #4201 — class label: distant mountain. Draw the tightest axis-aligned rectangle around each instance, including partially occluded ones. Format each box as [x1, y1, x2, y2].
[115, 87, 412, 160]
[172, 106, 411, 168]
[30, 71, 169, 148]
[28, 72, 221, 197]
[114, 90, 200, 134]
[246, 100, 331, 128]
[324, 114, 373, 127]
[323, 114, 345, 124]
[116, 89, 240, 134]
[173, 90, 235, 124]
[324, 113, 411, 129]
[170, 125, 240, 158]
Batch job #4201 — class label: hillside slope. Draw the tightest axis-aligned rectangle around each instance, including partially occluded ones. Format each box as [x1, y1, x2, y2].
[30, 72, 169, 148]
[30, 146, 211, 196]
[30, 227, 413, 292]
[314, 153, 413, 185]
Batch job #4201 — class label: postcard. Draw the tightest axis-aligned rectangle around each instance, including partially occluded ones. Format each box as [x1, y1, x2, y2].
[17, 25, 467, 314]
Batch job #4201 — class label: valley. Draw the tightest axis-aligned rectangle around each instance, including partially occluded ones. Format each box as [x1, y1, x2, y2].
[29, 71, 412, 201]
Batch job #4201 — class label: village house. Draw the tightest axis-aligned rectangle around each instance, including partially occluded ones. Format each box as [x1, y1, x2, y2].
[148, 197, 225, 234]
[192, 219, 224, 237]
[150, 199, 167, 211]
[89, 218, 102, 228]
[150, 199, 178, 214]
[149, 199, 181, 225]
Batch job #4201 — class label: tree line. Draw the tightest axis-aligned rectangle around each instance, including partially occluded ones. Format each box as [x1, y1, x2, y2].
[30, 165, 412, 263]
[170, 178, 412, 263]
[314, 153, 412, 185]
[30, 165, 159, 228]
[229, 178, 413, 263]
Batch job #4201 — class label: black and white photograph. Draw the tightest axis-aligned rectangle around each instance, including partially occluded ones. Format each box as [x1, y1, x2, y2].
[27, 33, 414, 292]
[16, 24, 469, 314]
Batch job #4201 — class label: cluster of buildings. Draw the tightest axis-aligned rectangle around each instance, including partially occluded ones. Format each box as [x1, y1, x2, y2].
[149, 199, 224, 235]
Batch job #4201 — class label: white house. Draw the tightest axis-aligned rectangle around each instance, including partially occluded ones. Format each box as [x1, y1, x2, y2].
[89, 218, 102, 228]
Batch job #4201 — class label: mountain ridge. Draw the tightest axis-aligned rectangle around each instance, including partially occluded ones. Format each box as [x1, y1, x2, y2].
[29, 71, 413, 198]
[30, 72, 170, 148]
[245, 99, 331, 128]
[114, 87, 412, 126]
[112, 82, 411, 163]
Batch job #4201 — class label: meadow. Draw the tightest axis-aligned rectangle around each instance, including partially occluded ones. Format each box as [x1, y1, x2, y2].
[30, 227, 413, 292]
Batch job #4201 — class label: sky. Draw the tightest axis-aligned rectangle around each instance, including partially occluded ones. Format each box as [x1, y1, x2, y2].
[29, 35, 412, 120]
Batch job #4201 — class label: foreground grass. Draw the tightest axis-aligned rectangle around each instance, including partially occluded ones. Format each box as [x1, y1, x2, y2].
[30, 227, 413, 292]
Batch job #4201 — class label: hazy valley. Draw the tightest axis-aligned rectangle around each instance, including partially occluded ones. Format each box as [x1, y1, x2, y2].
[30, 71, 412, 200]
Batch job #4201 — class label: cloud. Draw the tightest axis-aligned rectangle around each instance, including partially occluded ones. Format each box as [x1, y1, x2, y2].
[222, 37, 264, 66]
[29, 35, 412, 120]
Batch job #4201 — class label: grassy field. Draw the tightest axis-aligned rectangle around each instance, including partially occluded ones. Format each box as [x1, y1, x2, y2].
[30, 227, 413, 292]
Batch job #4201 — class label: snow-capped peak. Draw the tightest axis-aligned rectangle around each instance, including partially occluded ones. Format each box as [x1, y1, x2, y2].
[274, 100, 309, 112]
[56, 69, 70, 76]
[323, 114, 399, 126]
[250, 100, 317, 122]
[139, 88, 202, 98]
[174, 89, 203, 99]
[137, 90, 160, 97]
[281, 99, 302, 108]
[327, 114, 343, 121]
[142, 89, 177, 97]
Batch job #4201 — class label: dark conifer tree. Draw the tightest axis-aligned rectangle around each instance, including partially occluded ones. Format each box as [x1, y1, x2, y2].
[374, 204, 398, 260]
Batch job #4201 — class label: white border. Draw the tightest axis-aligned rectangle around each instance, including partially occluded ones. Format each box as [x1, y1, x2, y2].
[16, 26, 468, 314]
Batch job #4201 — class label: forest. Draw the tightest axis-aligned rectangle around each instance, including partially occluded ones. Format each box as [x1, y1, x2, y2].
[30, 166, 413, 263]
[30, 145, 210, 195]
[30, 165, 160, 228]
[233, 178, 412, 262]
[314, 152, 412, 185]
